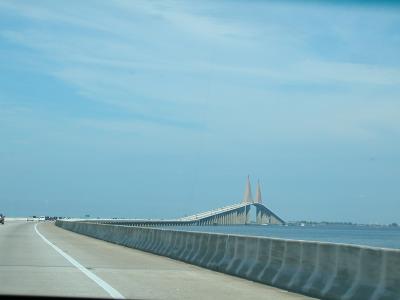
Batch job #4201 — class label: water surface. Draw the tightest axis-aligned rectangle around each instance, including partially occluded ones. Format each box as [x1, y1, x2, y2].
[160, 224, 400, 249]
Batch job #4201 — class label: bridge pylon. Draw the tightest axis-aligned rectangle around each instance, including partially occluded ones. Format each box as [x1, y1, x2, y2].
[255, 180, 262, 204]
[242, 175, 253, 204]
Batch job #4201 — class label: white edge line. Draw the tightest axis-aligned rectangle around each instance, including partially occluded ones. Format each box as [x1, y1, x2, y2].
[34, 223, 125, 299]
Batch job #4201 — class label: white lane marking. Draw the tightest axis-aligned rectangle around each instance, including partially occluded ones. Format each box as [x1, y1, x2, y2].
[34, 223, 124, 299]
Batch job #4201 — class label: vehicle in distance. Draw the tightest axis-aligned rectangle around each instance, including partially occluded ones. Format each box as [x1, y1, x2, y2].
[27, 216, 62, 221]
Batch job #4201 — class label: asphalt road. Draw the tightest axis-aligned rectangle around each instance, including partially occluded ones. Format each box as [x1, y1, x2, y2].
[0, 220, 316, 299]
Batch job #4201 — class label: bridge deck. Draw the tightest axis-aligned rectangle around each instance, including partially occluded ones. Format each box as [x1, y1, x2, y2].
[179, 203, 246, 221]
[0, 220, 313, 299]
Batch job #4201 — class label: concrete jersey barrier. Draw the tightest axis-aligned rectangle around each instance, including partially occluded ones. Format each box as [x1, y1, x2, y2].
[55, 220, 400, 300]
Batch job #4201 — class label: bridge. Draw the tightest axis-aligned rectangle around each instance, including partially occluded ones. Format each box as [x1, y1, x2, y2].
[178, 178, 285, 225]
[92, 177, 285, 227]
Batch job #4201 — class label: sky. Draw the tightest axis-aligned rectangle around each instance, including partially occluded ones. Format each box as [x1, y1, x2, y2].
[1, 0, 400, 223]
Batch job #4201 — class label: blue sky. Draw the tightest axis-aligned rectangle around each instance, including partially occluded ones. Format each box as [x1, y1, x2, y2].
[1, 0, 400, 223]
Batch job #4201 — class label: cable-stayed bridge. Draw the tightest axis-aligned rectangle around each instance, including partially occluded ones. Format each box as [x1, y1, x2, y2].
[89, 177, 284, 227]
[178, 176, 284, 225]
[178, 202, 284, 225]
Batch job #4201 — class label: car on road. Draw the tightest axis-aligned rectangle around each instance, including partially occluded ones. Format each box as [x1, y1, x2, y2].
[0, 214, 4, 225]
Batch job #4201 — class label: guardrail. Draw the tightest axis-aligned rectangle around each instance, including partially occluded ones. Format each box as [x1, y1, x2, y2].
[179, 203, 245, 221]
[85, 219, 196, 227]
[56, 220, 400, 300]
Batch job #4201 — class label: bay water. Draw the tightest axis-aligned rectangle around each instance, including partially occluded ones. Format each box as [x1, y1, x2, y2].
[162, 224, 400, 249]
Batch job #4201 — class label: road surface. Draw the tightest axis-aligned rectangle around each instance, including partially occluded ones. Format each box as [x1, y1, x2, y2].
[0, 220, 315, 299]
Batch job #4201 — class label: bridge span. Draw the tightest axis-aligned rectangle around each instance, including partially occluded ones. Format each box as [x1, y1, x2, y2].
[179, 177, 284, 225]
[88, 202, 284, 227]
[88, 177, 285, 227]
[179, 203, 284, 225]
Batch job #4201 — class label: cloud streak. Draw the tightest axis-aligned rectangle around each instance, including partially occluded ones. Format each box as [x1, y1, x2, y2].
[1, 0, 400, 139]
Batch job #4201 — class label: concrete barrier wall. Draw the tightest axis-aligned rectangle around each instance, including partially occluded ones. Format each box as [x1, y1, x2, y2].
[55, 220, 400, 300]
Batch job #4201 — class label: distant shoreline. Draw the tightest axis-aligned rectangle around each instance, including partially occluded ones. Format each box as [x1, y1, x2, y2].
[287, 220, 399, 227]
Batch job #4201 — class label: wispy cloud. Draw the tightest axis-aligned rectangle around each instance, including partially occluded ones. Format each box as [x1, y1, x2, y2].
[1, 0, 400, 141]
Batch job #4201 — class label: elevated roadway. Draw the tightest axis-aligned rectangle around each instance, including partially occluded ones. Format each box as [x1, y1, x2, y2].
[87, 202, 285, 227]
[0, 220, 313, 299]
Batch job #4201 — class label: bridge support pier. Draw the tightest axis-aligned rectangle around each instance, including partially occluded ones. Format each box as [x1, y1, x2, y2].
[255, 204, 284, 225]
